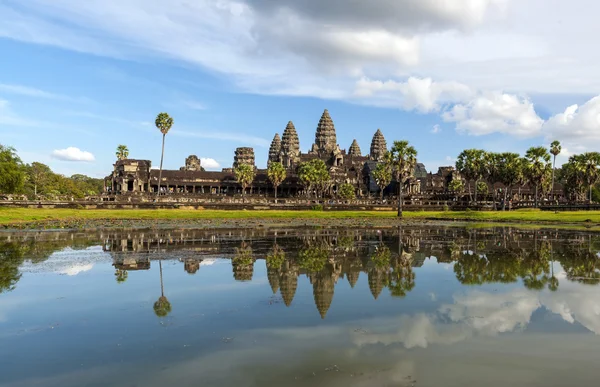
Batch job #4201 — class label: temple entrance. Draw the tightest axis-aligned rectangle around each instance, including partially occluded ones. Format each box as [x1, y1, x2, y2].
[127, 181, 134, 191]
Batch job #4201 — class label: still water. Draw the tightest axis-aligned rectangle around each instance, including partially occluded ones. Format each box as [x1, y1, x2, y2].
[1, 226, 600, 386]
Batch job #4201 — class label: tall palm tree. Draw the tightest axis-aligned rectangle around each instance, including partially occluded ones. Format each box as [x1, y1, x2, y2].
[525, 146, 551, 207]
[234, 163, 256, 202]
[372, 161, 392, 200]
[582, 152, 600, 203]
[115, 145, 129, 161]
[154, 259, 172, 317]
[455, 149, 486, 204]
[388, 141, 417, 217]
[267, 162, 286, 200]
[549, 140, 561, 200]
[155, 113, 174, 196]
[497, 152, 523, 210]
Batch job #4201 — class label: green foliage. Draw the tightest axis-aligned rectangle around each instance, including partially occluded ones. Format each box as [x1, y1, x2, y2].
[267, 162, 286, 198]
[477, 181, 488, 196]
[115, 269, 128, 284]
[298, 246, 329, 272]
[155, 113, 174, 135]
[266, 244, 286, 269]
[372, 162, 392, 198]
[448, 179, 464, 193]
[371, 245, 391, 269]
[524, 146, 552, 205]
[234, 163, 256, 194]
[550, 140, 562, 157]
[116, 145, 129, 160]
[387, 140, 418, 216]
[338, 183, 356, 200]
[298, 159, 330, 197]
[233, 243, 254, 266]
[0, 144, 26, 194]
[311, 205, 324, 211]
[153, 296, 172, 317]
[455, 149, 486, 200]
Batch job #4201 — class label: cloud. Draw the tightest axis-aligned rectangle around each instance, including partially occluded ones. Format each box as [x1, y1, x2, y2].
[431, 124, 441, 134]
[200, 158, 220, 170]
[542, 96, 600, 145]
[57, 263, 94, 276]
[51, 147, 96, 162]
[182, 100, 207, 111]
[0, 83, 74, 101]
[442, 91, 544, 137]
[0, 99, 39, 126]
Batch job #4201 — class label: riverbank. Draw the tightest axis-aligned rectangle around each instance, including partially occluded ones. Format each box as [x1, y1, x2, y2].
[3, 207, 600, 231]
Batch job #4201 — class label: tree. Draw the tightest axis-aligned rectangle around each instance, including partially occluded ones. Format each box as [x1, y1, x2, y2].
[298, 159, 330, 198]
[338, 183, 356, 200]
[388, 140, 418, 217]
[267, 162, 286, 200]
[0, 144, 25, 194]
[448, 179, 464, 197]
[497, 153, 523, 210]
[155, 113, 174, 196]
[372, 162, 392, 200]
[115, 269, 128, 284]
[116, 145, 129, 161]
[582, 152, 600, 203]
[455, 149, 486, 203]
[477, 181, 488, 197]
[549, 140, 561, 199]
[234, 163, 255, 202]
[524, 146, 551, 207]
[154, 259, 172, 317]
[561, 154, 587, 202]
[28, 162, 51, 197]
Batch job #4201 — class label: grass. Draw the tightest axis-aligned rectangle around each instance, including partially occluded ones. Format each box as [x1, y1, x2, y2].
[3, 207, 600, 226]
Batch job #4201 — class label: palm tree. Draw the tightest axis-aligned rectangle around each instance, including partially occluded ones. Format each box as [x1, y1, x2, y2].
[582, 152, 600, 203]
[115, 145, 129, 161]
[525, 146, 551, 207]
[455, 149, 486, 204]
[372, 162, 392, 200]
[497, 153, 523, 210]
[155, 113, 174, 196]
[267, 162, 286, 200]
[234, 163, 255, 202]
[154, 259, 172, 317]
[388, 141, 417, 217]
[549, 141, 561, 200]
[114, 269, 128, 283]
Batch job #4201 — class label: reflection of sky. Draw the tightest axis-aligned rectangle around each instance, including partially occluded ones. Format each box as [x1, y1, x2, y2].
[1, 246, 600, 386]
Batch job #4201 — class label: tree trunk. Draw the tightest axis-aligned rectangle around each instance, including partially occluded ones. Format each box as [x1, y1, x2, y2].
[397, 181, 403, 217]
[380, 187, 384, 201]
[551, 155, 556, 200]
[274, 185, 278, 199]
[157, 133, 166, 197]
[159, 259, 164, 297]
[590, 185, 593, 203]
[34, 184, 37, 197]
[535, 184, 539, 208]
[474, 179, 478, 205]
[503, 188, 508, 211]
[467, 180, 473, 202]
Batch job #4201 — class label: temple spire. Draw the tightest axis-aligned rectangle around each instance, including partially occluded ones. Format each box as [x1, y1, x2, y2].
[349, 139, 361, 157]
[313, 109, 337, 154]
[370, 129, 387, 161]
[281, 121, 300, 167]
[268, 133, 282, 166]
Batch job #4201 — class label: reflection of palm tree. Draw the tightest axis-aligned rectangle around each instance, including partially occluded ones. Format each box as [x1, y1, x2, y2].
[154, 259, 172, 317]
[548, 243, 559, 291]
[115, 269, 128, 284]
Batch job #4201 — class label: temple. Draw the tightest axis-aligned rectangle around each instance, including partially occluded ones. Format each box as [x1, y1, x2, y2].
[105, 109, 426, 198]
[104, 108, 561, 202]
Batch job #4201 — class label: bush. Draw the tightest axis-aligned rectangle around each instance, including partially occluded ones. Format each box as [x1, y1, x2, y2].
[443, 204, 450, 212]
[311, 204, 324, 211]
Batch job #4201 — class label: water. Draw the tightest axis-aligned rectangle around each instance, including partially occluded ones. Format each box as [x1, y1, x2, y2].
[1, 226, 600, 387]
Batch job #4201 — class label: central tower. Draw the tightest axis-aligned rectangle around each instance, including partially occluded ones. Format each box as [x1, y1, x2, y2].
[311, 109, 337, 155]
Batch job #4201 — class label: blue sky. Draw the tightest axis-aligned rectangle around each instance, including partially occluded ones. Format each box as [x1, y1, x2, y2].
[1, 0, 599, 178]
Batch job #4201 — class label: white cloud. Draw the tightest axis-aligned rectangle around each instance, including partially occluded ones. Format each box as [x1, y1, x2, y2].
[431, 124, 441, 134]
[542, 96, 600, 145]
[200, 158, 220, 170]
[442, 91, 544, 137]
[0, 83, 73, 100]
[57, 263, 94, 276]
[51, 147, 96, 162]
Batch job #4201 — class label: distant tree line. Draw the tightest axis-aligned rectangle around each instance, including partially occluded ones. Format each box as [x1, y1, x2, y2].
[0, 144, 103, 199]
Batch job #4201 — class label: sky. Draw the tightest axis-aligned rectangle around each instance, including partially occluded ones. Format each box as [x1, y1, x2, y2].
[1, 0, 599, 178]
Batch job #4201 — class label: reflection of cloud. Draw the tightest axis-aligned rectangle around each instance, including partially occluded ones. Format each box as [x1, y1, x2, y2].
[57, 263, 94, 276]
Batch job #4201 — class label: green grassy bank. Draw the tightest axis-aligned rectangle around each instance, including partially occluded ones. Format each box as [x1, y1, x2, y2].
[2, 207, 600, 226]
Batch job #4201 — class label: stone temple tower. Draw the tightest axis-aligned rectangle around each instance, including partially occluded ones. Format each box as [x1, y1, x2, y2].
[370, 129, 387, 161]
[280, 121, 300, 168]
[348, 139, 361, 157]
[268, 133, 282, 166]
[233, 147, 255, 169]
[311, 109, 337, 155]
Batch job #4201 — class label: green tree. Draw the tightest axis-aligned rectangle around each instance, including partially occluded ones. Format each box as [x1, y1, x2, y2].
[28, 162, 52, 197]
[154, 259, 172, 317]
[477, 181, 488, 197]
[115, 269, 128, 284]
[448, 179, 464, 196]
[455, 149, 486, 203]
[561, 154, 587, 201]
[388, 141, 418, 217]
[0, 144, 25, 194]
[582, 152, 600, 203]
[267, 162, 286, 199]
[155, 113, 174, 196]
[338, 183, 356, 200]
[524, 146, 552, 207]
[372, 162, 392, 200]
[298, 159, 330, 198]
[298, 245, 329, 272]
[549, 140, 561, 199]
[234, 163, 255, 202]
[497, 152, 523, 210]
[116, 145, 129, 161]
